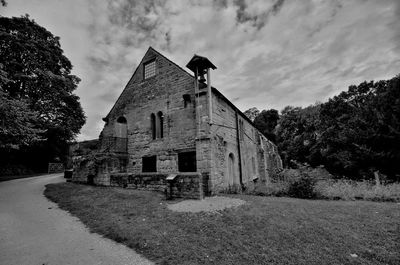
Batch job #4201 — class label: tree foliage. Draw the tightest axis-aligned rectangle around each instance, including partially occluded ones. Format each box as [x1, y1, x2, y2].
[243, 107, 260, 122]
[0, 88, 43, 147]
[317, 76, 400, 179]
[254, 109, 279, 143]
[275, 104, 322, 167]
[270, 75, 400, 180]
[0, 15, 85, 172]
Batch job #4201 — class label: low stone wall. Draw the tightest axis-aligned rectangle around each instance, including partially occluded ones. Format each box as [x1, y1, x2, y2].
[110, 173, 167, 192]
[109, 172, 204, 199]
[167, 173, 204, 200]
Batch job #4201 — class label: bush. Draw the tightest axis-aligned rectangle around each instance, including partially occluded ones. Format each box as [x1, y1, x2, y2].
[287, 174, 317, 199]
[315, 180, 400, 202]
[0, 164, 35, 176]
[250, 182, 289, 197]
[220, 184, 243, 194]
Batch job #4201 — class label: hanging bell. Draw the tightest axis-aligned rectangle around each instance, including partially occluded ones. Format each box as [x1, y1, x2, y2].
[199, 72, 206, 83]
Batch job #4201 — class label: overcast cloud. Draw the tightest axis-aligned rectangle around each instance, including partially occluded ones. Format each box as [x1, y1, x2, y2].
[1, 0, 399, 140]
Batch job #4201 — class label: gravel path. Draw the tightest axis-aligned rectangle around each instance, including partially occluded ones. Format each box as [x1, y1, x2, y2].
[167, 196, 246, 213]
[0, 174, 153, 265]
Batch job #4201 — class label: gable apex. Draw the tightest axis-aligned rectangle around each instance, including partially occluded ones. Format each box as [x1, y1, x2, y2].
[103, 47, 194, 120]
[146, 46, 194, 78]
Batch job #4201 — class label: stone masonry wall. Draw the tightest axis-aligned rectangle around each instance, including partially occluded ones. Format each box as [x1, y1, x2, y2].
[209, 90, 282, 192]
[72, 153, 128, 186]
[100, 48, 197, 175]
[109, 173, 204, 199]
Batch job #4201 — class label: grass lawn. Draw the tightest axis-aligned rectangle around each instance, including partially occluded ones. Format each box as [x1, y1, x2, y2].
[44, 183, 400, 265]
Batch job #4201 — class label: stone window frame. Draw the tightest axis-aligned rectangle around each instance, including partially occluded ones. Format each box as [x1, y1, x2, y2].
[150, 111, 164, 140]
[143, 59, 156, 80]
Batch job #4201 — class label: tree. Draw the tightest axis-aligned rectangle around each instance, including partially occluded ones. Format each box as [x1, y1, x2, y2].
[274, 75, 400, 180]
[0, 88, 43, 148]
[318, 76, 400, 179]
[275, 104, 321, 167]
[254, 109, 279, 142]
[0, 15, 85, 172]
[243, 107, 260, 122]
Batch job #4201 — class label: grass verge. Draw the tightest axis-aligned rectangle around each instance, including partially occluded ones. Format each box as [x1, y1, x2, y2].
[45, 182, 400, 265]
[248, 180, 400, 202]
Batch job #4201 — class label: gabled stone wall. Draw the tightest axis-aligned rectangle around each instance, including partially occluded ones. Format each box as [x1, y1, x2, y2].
[100, 48, 197, 175]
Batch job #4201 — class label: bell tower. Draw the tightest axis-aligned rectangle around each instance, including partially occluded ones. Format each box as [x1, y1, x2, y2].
[186, 54, 217, 125]
[186, 55, 217, 194]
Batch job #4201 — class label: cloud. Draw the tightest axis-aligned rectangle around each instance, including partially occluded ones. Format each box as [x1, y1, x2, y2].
[233, 0, 286, 29]
[1, 0, 400, 140]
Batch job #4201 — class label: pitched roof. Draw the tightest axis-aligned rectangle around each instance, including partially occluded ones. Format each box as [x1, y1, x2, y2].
[102, 47, 266, 139]
[186, 54, 217, 72]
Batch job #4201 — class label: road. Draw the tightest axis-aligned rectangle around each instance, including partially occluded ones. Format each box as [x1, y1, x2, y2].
[0, 174, 154, 265]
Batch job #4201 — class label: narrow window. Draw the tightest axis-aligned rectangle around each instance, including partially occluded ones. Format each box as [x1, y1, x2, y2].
[150, 113, 156, 140]
[119, 158, 128, 173]
[144, 59, 156, 79]
[142, 156, 157, 172]
[227, 153, 235, 185]
[178, 151, 197, 172]
[183, 94, 191, 108]
[115, 116, 127, 138]
[115, 116, 127, 153]
[157, 111, 163, 138]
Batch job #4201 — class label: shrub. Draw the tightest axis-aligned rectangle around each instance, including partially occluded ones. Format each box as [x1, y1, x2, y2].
[250, 182, 290, 197]
[287, 174, 317, 199]
[220, 184, 243, 194]
[0, 164, 35, 176]
[315, 179, 400, 202]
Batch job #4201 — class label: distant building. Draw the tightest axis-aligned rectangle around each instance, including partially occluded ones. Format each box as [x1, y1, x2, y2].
[72, 47, 282, 198]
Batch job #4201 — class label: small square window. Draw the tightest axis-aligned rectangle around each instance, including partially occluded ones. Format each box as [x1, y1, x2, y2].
[178, 151, 197, 172]
[142, 155, 157, 172]
[144, 60, 156, 79]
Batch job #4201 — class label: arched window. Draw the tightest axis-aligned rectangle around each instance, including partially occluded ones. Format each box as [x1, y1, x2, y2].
[115, 116, 127, 138]
[150, 113, 156, 140]
[227, 153, 235, 186]
[157, 111, 163, 138]
[117, 116, 127, 124]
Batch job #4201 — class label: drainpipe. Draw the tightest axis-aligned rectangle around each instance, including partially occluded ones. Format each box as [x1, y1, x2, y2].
[235, 110, 244, 189]
[194, 67, 199, 138]
[207, 68, 212, 124]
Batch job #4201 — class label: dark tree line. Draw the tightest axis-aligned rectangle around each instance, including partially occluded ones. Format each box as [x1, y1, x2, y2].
[0, 15, 85, 175]
[248, 75, 400, 181]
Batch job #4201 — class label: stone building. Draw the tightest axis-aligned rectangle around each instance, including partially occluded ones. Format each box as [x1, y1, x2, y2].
[72, 47, 282, 198]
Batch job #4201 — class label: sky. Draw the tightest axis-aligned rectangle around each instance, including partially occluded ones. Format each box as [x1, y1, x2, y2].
[1, 0, 400, 141]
